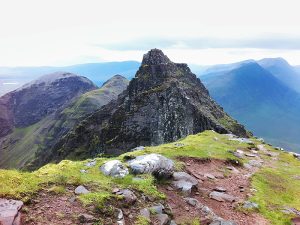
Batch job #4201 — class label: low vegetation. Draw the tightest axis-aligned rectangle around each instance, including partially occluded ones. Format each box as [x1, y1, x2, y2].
[0, 130, 299, 224]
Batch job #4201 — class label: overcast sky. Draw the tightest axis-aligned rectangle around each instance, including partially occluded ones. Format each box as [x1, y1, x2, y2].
[0, 0, 300, 66]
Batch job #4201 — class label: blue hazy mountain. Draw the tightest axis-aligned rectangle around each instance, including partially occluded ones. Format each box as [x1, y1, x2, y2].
[200, 61, 300, 152]
[0, 61, 140, 96]
[258, 58, 300, 93]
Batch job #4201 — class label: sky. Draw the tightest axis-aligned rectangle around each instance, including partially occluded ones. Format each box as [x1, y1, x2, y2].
[0, 0, 300, 66]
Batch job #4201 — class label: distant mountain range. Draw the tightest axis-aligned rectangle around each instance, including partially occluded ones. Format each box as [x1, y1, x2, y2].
[200, 58, 300, 152]
[0, 61, 140, 96]
[0, 73, 129, 169]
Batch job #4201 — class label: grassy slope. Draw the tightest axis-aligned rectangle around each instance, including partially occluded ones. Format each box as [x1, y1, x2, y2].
[0, 130, 299, 224]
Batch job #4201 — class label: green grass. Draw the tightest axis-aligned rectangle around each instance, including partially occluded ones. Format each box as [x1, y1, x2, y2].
[251, 153, 300, 225]
[1, 130, 300, 224]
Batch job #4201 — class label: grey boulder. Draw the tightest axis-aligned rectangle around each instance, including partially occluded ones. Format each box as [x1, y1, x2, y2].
[0, 199, 23, 225]
[128, 154, 174, 177]
[100, 160, 129, 178]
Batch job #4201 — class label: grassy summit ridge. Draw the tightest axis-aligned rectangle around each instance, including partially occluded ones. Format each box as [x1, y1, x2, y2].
[0, 130, 299, 224]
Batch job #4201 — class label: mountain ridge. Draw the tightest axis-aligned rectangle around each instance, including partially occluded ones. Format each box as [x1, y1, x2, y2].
[34, 49, 248, 168]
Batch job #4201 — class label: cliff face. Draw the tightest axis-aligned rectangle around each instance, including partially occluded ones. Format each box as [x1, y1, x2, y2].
[41, 49, 247, 165]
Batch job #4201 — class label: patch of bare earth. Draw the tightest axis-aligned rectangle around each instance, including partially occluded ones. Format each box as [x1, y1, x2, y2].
[20, 187, 97, 225]
[160, 158, 269, 225]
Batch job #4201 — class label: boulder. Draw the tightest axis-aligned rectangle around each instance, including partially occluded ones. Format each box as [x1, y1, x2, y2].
[128, 154, 174, 178]
[100, 160, 129, 178]
[184, 197, 200, 207]
[0, 199, 23, 225]
[75, 185, 90, 195]
[209, 191, 236, 202]
[172, 172, 198, 194]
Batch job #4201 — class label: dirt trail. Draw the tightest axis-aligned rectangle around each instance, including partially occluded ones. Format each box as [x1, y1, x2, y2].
[160, 157, 269, 225]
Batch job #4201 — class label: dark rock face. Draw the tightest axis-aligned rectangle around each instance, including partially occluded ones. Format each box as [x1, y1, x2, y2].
[45, 49, 247, 164]
[0, 72, 96, 138]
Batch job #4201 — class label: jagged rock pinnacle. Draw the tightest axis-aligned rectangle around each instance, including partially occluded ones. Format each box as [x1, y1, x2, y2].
[141, 49, 171, 65]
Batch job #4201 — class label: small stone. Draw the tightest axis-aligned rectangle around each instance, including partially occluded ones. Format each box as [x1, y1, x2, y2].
[213, 187, 227, 192]
[78, 214, 97, 223]
[68, 196, 76, 203]
[166, 186, 174, 191]
[204, 173, 216, 179]
[210, 220, 237, 225]
[248, 160, 263, 168]
[209, 191, 236, 202]
[149, 203, 164, 215]
[184, 197, 199, 207]
[116, 189, 137, 204]
[74, 186, 89, 195]
[185, 206, 190, 211]
[80, 169, 87, 173]
[174, 143, 185, 147]
[214, 137, 219, 141]
[245, 153, 257, 157]
[140, 208, 151, 220]
[243, 201, 259, 210]
[85, 159, 96, 167]
[154, 214, 169, 225]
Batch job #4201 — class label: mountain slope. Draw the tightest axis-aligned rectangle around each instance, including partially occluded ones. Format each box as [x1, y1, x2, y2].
[36, 49, 248, 166]
[0, 72, 97, 138]
[258, 58, 300, 93]
[0, 61, 139, 96]
[201, 61, 300, 152]
[0, 75, 129, 169]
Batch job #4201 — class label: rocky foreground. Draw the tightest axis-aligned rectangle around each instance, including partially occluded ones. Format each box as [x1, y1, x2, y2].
[1, 131, 300, 225]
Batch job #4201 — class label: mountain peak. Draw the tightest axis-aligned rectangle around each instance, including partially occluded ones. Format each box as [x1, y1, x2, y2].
[141, 49, 171, 65]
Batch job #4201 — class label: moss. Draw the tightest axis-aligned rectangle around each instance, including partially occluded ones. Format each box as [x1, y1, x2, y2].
[135, 215, 150, 225]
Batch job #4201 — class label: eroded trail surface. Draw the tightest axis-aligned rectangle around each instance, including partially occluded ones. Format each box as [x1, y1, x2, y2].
[160, 158, 269, 225]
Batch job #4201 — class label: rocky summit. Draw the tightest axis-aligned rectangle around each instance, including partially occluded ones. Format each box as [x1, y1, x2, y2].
[45, 49, 248, 164]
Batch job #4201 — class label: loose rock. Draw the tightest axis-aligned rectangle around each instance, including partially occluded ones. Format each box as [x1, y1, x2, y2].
[128, 154, 174, 178]
[209, 191, 236, 202]
[100, 160, 129, 178]
[172, 172, 198, 194]
[154, 213, 170, 225]
[75, 185, 89, 195]
[116, 189, 137, 204]
[0, 199, 23, 225]
[243, 201, 259, 210]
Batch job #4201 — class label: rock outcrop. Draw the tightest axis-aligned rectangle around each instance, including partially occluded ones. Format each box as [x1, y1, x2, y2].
[46, 49, 248, 164]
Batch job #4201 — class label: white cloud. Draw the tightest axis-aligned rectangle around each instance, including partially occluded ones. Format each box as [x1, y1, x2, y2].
[0, 0, 300, 66]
